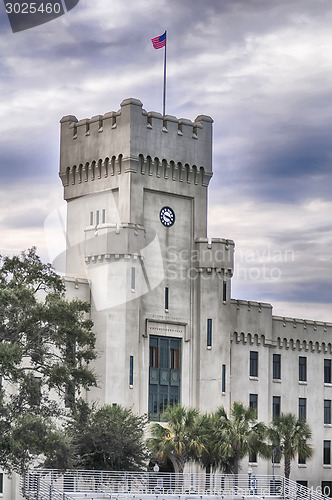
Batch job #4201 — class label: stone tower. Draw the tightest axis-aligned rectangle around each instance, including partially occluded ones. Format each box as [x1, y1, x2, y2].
[59, 98, 234, 418]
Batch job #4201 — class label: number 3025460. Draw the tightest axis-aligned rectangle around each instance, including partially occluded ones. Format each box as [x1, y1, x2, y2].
[5, 2, 62, 14]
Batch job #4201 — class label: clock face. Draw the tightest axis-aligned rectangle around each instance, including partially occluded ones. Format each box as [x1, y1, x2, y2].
[160, 206, 175, 227]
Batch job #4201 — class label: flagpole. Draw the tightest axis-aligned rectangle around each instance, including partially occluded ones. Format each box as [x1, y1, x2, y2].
[163, 30, 167, 116]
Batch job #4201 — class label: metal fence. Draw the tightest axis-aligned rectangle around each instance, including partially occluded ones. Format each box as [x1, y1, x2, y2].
[21, 469, 328, 500]
[21, 471, 74, 500]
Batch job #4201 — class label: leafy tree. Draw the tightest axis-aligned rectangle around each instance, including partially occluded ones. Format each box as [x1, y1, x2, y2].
[44, 402, 148, 471]
[0, 248, 97, 473]
[147, 405, 204, 473]
[268, 413, 313, 479]
[213, 402, 269, 474]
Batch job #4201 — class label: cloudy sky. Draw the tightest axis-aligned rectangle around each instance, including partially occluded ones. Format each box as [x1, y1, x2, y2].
[0, 0, 331, 322]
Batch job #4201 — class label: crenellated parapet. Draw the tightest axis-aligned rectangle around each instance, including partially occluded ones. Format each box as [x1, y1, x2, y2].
[59, 98, 213, 200]
[231, 299, 273, 338]
[272, 315, 332, 352]
[194, 238, 234, 275]
[232, 331, 275, 347]
[231, 306, 332, 352]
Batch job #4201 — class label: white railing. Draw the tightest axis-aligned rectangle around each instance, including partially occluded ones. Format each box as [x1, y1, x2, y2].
[21, 472, 75, 500]
[21, 470, 328, 500]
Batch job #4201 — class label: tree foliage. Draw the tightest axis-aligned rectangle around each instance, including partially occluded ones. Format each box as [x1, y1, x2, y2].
[147, 405, 205, 473]
[44, 402, 148, 471]
[213, 402, 270, 474]
[198, 411, 236, 474]
[0, 248, 97, 473]
[268, 413, 313, 478]
[148, 403, 270, 475]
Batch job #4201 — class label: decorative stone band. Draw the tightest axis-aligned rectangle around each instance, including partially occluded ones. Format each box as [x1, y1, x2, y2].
[59, 154, 213, 190]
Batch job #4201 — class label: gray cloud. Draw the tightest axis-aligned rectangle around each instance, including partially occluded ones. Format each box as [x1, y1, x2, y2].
[0, 0, 331, 320]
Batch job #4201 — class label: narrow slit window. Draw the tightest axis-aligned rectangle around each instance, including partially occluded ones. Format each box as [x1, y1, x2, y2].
[165, 287, 169, 311]
[90, 211, 94, 225]
[299, 398, 307, 421]
[222, 364, 226, 393]
[324, 400, 331, 425]
[273, 354, 281, 379]
[273, 396, 281, 419]
[102, 208, 106, 223]
[96, 210, 100, 225]
[299, 356, 307, 382]
[249, 393, 258, 417]
[325, 359, 332, 384]
[223, 280, 227, 302]
[207, 319, 212, 347]
[324, 440, 331, 465]
[250, 351, 258, 377]
[129, 356, 134, 386]
[131, 267, 136, 291]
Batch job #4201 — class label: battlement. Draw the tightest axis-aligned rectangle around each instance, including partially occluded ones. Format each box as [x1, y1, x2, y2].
[60, 98, 213, 184]
[231, 303, 332, 351]
[273, 315, 332, 344]
[194, 238, 234, 272]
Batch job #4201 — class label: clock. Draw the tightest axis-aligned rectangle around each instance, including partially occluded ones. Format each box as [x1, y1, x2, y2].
[160, 206, 175, 227]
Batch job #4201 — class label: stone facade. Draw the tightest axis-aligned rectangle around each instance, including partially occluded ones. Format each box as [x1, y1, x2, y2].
[58, 98, 332, 490]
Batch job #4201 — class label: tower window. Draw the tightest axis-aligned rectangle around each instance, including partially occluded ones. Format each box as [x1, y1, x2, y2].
[222, 281, 227, 302]
[96, 210, 100, 225]
[207, 319, 212, 347]
[250, 351, 258, 377]
[129, 356, 134, 386]
[299, 398, 306, 421]
[102, 208, 106, 223]
[165, 287, 169, 311]
[249, 394, 258, 417]
[324, 440, 331, 465]
[273, 354, 281, 380]
[90, 211, 94, 225]
[273, 396, 281, 419]
[324, 400, 331, 425]
[222, 364, 226, 393]
[325, 360, 332, 384]
[299, 357, 307, 382]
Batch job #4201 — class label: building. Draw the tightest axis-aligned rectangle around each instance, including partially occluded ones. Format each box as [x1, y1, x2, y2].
[59, 98, 332, 490]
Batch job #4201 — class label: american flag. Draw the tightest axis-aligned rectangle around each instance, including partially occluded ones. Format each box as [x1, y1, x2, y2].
[151, 31, 166, 49]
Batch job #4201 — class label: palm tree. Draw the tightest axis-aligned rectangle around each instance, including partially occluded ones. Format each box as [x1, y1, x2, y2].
[197, 411, 236, 475]
[147, 405, 204, 473]
[268, 413, 313, 479]
[213, 402, 269, 475]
